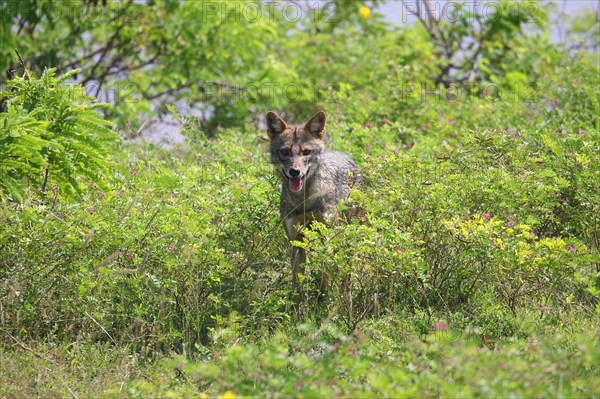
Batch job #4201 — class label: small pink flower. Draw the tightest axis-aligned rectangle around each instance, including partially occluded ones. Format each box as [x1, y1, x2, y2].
[567, 245, 574, 253]
[100, 192, 105, 198]
[481, 213, 491, 221]
[169, 244, 175, 252]
[506, 220, 516, 227]
[421, 124, 429, 130]
[56, 214, 62, 219]
[365, 121, 370, 127]
[405, 143, 411, 148]
[393, 150, 399, 155]
[578, 130, 584, 135]
[431, 322, 446, 331]
[89, 208, 97, 215]
[536, 162, 543, 167]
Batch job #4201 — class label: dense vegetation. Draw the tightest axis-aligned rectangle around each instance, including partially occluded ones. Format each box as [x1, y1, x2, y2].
[1, 1, 598, 397]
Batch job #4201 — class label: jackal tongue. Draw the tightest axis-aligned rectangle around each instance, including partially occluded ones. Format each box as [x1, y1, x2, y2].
[289, 177, 302, 192]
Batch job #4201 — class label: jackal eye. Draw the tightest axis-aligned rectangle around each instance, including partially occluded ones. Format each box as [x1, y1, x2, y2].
[279, 149, 291, 157]
[302, 149, 311, 156]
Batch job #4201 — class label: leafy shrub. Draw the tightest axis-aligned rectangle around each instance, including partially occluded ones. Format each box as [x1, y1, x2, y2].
[120, 324, 599, 398]
[0, 68, 118, 201]
[1, 115, 597, 351]
[302, 122, 598, 333]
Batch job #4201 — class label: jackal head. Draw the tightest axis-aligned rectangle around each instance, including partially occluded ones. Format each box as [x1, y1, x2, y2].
[266, 110, 326, 193]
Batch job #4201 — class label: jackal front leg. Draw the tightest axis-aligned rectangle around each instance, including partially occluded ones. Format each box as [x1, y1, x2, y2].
[284, 213, 319, 282]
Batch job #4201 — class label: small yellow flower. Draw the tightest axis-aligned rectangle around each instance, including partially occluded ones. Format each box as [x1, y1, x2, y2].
[218, 392, 236, 399]
[359, 5, 371, 20]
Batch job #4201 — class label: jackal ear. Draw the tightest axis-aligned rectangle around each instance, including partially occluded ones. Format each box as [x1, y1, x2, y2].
[304, 110, 326, 140]
[266, 111, 288, 140]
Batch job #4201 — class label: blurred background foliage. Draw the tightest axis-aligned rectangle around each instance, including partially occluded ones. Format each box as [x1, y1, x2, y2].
[2, 0, 596, 133]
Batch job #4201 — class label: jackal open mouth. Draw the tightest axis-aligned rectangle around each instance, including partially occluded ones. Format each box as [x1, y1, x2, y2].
[289, 175, 305, 192]
[283, 168, 306, 192]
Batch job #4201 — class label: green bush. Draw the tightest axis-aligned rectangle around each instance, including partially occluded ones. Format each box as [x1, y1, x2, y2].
[118, 324, 598, 398]
[1, 115, 597, 350]
[0, 68, 118, 201]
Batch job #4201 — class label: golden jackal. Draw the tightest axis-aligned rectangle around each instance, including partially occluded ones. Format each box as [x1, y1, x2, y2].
[266, 110, 360, 279]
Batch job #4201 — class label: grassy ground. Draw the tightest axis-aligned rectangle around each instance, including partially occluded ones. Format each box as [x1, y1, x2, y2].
[2, 326, 598, 398]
